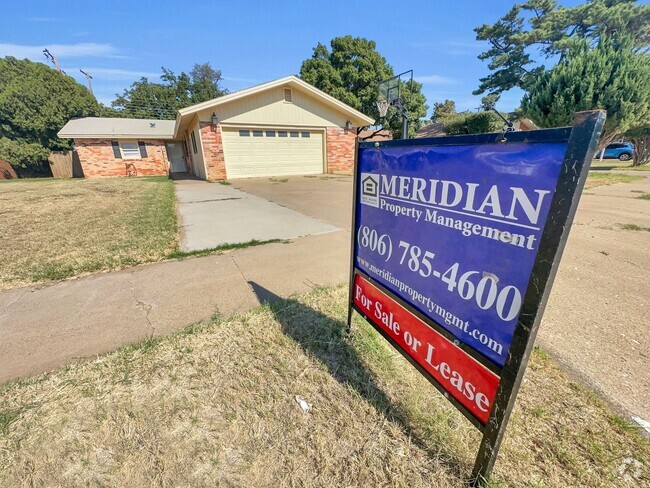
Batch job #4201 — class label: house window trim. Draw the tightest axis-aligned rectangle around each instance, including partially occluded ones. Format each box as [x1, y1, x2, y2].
[191, 131, 198, 154]
[119, 140, 142, 160]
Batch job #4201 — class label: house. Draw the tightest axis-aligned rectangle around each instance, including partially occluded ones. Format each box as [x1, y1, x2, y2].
[415, 122, 446, 138]
[415, 118, 539, 139]
[358, 129, 392, 142]
[58, 76, 374, 180]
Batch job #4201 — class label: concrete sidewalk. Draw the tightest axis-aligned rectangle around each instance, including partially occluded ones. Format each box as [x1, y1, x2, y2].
[175, 179, 339, 251]
[0, 231, 350, 384]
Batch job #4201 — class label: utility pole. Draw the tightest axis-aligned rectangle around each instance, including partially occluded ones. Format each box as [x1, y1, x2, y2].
[80, 69, 93, 95]
[43, 48, 61, 72]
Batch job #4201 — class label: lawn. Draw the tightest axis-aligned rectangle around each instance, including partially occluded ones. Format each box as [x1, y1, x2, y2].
[0, 177, 178, 290]
[0, 285, 647, 486]
[590, 160, 650, 171]
[584, 172, 644, 190]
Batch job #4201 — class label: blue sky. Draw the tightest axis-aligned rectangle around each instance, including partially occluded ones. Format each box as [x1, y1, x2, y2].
[0, 0, 582, 116]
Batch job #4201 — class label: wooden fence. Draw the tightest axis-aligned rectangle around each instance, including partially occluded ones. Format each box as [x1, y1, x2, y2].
[48, 151, 84, 178]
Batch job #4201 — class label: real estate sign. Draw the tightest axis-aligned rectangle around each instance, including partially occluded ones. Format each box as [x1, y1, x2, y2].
[347, 111, 605, 484]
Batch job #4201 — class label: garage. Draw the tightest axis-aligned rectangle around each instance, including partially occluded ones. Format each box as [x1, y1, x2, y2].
[222, 127, 323, 178]
[172, 76, 374, 181]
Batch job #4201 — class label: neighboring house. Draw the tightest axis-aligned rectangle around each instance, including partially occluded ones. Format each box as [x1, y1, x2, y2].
[358, 129, 392, 141]
[58, 76, 374, 180]
[415, 118, 539, 139]
[415, 122, 446, 138]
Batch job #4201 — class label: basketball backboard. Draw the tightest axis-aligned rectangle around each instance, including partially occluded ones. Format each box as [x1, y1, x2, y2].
[376, 70, 414, 137]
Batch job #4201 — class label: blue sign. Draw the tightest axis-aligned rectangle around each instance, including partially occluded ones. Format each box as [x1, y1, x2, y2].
[354, 141, 568, 367]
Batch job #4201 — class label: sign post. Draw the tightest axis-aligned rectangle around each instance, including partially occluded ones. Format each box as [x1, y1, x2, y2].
[347, 111, 606, 485]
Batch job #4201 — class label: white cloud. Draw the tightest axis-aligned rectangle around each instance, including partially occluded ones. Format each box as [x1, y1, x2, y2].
[69, 67, 161, 80]
[415, 74, 454, 85]
[443, 40, 482, 49]
[222, 76, 259, 84]
[0, 42, 117, 60]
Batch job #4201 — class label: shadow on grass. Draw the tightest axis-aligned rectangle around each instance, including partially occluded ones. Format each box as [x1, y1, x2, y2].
[247, 280, 468, 481]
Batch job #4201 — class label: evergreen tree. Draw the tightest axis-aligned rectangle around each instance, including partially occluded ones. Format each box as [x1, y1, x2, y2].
[521, 36, 650, 145]
[0, 57, 100, 171]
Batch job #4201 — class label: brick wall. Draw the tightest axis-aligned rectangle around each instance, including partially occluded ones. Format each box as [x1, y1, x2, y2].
[199, 122, 227, 180]
[326, 128, 356, 173]
[74, 139, 169, 178]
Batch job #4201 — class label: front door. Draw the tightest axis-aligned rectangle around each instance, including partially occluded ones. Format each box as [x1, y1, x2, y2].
[166, 142, 186, 173]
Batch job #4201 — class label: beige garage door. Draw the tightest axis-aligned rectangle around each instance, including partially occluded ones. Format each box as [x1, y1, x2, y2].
[222, 128, 323, 178]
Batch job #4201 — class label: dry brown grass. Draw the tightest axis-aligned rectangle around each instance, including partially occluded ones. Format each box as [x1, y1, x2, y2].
[584, 172, 644, 190]
[0, 285, 648, 487]
[0, 177, 177, 290]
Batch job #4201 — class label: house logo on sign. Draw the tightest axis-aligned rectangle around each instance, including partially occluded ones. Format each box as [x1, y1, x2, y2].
[360, 173, 379, 207]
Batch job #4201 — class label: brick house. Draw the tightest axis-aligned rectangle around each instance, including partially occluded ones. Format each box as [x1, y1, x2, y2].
[58, 76, 374, 180]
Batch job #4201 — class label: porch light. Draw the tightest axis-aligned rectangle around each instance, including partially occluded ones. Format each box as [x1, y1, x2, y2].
[345, 120, 353, 130]
[211, 113, 219, 125]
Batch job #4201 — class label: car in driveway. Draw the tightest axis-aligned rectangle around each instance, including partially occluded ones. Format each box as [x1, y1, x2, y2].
[595, 142, 635, 161]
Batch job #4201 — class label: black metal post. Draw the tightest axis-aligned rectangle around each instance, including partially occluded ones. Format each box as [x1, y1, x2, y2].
[469, 110, 606, 486]
[347, 137, 361, 330]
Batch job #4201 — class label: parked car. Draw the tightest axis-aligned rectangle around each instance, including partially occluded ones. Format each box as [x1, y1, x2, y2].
[595, 142, 636, 161]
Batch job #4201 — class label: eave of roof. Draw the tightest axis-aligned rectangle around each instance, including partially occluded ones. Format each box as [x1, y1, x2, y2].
[57, 117, 176, 140]
[173, 75, 375, 137]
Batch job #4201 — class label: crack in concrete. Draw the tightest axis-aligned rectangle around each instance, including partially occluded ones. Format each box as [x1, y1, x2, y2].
[183, 197, 242, 204]
[128, 274, 155, 338]
[0, 289, 30, 322]
[230, 255, 249, 284]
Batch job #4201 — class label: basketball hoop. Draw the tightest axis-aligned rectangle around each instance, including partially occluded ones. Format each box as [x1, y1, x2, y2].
[376, 99, 389, 118]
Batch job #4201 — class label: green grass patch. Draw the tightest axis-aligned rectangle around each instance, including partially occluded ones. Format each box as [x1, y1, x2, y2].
[168, 239, 287, 260]
[636, 193, 650, 200]
[1, 285, 648, 486]
[590, 160, 650, 171]
[619, 223, 650, 232]
[217, 180, 232, 186]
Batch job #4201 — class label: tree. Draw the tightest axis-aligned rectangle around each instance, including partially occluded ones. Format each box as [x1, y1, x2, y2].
[442, 112, 504, 135]
[300, 36, 428, 138]
[430, 99, 457, 122]
[0, 57, 101, 171]
[112, 62, 227, 119]
[480, 93, 500, 111]
[474, 0, 650, 96]
[627, 129, 650, 166]
[521, 36, 650, 146]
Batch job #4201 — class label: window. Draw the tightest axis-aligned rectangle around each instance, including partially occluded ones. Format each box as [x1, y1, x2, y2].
[290, 131, 299, 138]
[252, 130, 263, 137]
[239, 130, 250, 137]
[266, 131, 276, 137]
[191, 131, 198, 153]
[278, 131, 288, 137]
[301, 132, 310, 138]
[120, 141, 141, 159]
[283, 88, 292, 103]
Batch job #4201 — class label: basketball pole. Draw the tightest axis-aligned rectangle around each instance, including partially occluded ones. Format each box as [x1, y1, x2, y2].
[402, 115, 409, 139]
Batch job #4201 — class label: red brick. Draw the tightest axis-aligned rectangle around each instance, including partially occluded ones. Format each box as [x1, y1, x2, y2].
[74, 139, 169, 178]
[326, 128, 356, 173]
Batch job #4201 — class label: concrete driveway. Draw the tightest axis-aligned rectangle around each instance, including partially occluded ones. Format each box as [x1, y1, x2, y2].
[232, 174, 354, 230]
[175, 178, 339, 251]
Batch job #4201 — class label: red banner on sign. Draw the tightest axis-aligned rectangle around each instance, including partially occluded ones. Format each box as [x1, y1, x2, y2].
[353, 274, 500, 424]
